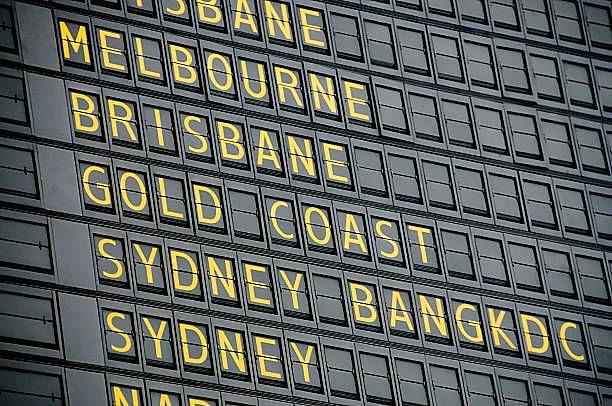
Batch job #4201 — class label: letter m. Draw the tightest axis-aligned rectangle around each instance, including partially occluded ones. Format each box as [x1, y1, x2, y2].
[59, 20, 91, 65]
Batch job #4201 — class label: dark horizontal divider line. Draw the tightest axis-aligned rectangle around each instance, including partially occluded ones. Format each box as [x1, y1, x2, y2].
[1, 198, 610, 321]
[15, 0, 612, 129]
[1, 275, 611, 392]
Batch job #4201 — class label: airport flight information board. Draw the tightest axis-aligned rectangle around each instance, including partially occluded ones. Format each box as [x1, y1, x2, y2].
[0, 0, 611, 404]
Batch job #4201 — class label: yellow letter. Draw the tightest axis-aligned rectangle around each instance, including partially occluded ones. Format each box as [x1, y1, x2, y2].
[344, 81, 370, 122]
[521, 314, 550, 355]
[190, 399, 211, 406]
[217, 329, 246, 372]
[106, 312, 132, 353]
[157, 177, 185, 219]
[112, 386, 140, 406]
[299, 8, 325, 48]
[133, 243, 159, 285]
[287, 136, 315, 176]
[254, 336, 282, 379]
[290, 342, 315, 383]
[274, 66, 303, 107]
[349, 283, 377, 324]
[304, 206, 331, 246]
[389, 291, 414, 331]
[234, 0, 258, 33]
[142, 317, 167, 359]
[196, 0, 222, 24]
[279, 270, 303, 310]
[193, 184, 223, 225]
[59, 21, 91, 63]
[418, 295, 447, 337]
[160, 394, 174, 406]
[206, 53, 233, 91]
[559, 322, 585, 362]
[98, 29, 126, 72]
[207, 257, 236, 299]
[240, 60, 268, 100]
[309, 73, 336, 114]
[169, 44, 198, 85]
[487, 308, 518, 350]
[407, 225, 431, 264]
[323, 143, 349, 184]
[183, 115, 209, 154]
[264, 1, 292, 40]
[107, 99, 138, 141]
[134, 37, 162, 79]
[188, 398, 210, 406]
[217, 121, 245, 161]
[270, 200, 294, 240]
[165, 0, 186, 16]
[82, 165, 112, 206]
[255, 129, 281, 169]
[151, 109, 166, 147]
[455, 303, 483, 344]
[179, 323, 209, 364]
[97, 238, 124, 279]
[343, 213, 367, 254]
[245, 263, 271, 306]
[71, 92, 100, 134]
[171, 250, 199, 292]
[119, 171, 148, 212]
[375, 220, 399, 259]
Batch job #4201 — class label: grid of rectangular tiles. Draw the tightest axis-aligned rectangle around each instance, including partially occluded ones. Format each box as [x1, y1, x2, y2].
[0, 0, 611, 405]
